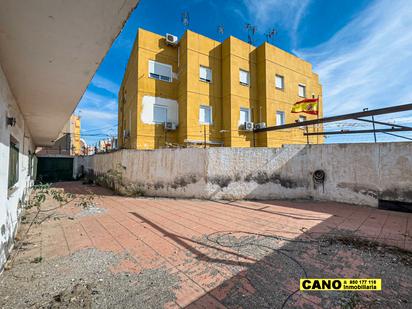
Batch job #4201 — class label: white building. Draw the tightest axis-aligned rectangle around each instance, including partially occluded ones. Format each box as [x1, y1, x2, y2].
[0, 0, 139, 271]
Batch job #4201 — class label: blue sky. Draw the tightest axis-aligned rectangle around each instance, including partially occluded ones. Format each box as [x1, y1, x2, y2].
[76, 0, 412, 145]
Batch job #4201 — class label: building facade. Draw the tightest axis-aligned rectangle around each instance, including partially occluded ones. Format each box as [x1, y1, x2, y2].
[36, 114, 81, 156]
[118, 28, 323, 149]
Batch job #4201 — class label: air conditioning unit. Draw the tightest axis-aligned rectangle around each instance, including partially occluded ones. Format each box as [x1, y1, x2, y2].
[254, 122, 266, 130]
[243, 121, 254, 131]
[164, 122, 177, 130]
[165, 33, 178, 46]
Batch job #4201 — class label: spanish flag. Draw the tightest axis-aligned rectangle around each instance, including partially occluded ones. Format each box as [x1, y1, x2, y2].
[291, 98, 319, 115]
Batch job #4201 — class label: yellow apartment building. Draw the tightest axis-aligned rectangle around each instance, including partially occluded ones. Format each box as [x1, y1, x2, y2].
[118, 28, 322, 149]
[36, 114, 82, 155]
[70, 114, 81, 155]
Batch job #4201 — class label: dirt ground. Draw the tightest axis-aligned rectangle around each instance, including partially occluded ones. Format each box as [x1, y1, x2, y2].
[1, 182, 411, 308]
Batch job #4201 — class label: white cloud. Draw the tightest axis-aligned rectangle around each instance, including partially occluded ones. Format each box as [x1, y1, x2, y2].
[76, 108, 117, 145]
[75, 89, 118, 144]
[80, 91, 117, 111]
[78, 109, 117, 121]
[91, 74, 120, 94]
[295, 0, 412, 117]
[242, 0, 310, 45]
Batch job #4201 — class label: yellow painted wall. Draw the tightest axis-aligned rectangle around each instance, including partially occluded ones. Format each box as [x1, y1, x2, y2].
[256, 43, 323, 147]
[118, 31, 139, 149]
[183, 31, 222, 145]
[70, 115, 81, 155]
[222, 37, 257, 147]
[118, 28, 323, 149]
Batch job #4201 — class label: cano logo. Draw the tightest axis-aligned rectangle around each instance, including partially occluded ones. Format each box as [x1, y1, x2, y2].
[300, 279, 381, 291]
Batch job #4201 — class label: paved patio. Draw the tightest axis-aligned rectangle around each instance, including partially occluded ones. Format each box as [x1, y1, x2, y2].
[1, 181, 412, 308]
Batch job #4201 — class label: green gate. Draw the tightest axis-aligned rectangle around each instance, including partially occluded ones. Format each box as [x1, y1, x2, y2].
[36, 157, 74, 183]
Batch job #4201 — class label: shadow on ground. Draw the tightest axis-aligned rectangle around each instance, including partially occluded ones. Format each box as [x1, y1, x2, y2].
[132, 207, 412, 308]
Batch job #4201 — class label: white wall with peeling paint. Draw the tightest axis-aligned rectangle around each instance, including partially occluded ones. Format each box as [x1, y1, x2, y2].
[77, 143, 412, 207]
[0, 65, 35, 272]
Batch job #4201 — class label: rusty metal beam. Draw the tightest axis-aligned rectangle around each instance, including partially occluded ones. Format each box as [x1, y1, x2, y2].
[304, 127, 412, 136]
[254, 103, 412, 133]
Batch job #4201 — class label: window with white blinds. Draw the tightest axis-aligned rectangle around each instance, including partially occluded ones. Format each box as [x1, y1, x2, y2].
[276, 111, 285, 125]
[240, 108, 251, 123]
[199, 66, 212, 83]
[275, 75, 284, 89]
[199, 105, 212, 124]
[148, 60, 172, 82]
[298, 84, 306, 97]
[239, 69, 249, 86]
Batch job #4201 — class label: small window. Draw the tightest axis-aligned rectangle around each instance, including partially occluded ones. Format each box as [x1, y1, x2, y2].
[148, 60, 172, 82]
[8, 137, 19, 189]
[275, 75, 284, 89]
[240, 108, 251, 124]
[199, 66, 212, 83]
[298, 115, 307, 128]
[276, 111, 285, 125]
[239, 69, 249, 86]
[153, 105, 168, 123]
[298, 84, 306, 98]
[199, 105, 212, 124]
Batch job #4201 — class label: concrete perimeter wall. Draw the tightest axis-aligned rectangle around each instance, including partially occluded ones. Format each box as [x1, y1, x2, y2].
[76, 143, 412, 207]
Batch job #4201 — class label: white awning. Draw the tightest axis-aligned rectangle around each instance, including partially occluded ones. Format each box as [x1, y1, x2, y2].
[0, 0, 140, 145]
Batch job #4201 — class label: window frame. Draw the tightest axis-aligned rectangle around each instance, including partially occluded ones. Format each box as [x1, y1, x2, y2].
[239, 69, 250, 86]
[8, 137, 19, 190]
[298, 115, 307, 129]
[153, 105, 168, 124]
[199, 65, 212, 83]
[276, 111, 286, 125]
[298, 83, 306, 98]
[298, 115, 307, 122]
[240, 107, 251, 124]
[28, 151, 32, 177]
[148, 60, 173, 83]
[275, 74, 284, 90]
[199, 105, 213, 125]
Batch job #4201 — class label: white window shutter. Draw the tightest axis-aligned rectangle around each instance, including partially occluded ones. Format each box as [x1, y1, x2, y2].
[199, 106, 205, 123]
[299, 84, 306, 97]
[199, 66, 207, 80]
[149, 60, 172, 81]
[155, 62, 171, 78]
[200, 66, 212, 82]
[276, 75, 284, 89]
[240, 108, 250, 123]
[199, 106, 212, 124]
[276, 111, 285, 125]
[240, 70, 249, 85]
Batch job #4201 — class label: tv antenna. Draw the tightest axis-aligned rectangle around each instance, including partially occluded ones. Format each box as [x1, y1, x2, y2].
[265, 28, 277, 44]
[217, 24, 224, 40]
[217, 24, 224, 35]
[181, 11, 190, 29]
[245, 23, 257, 45]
